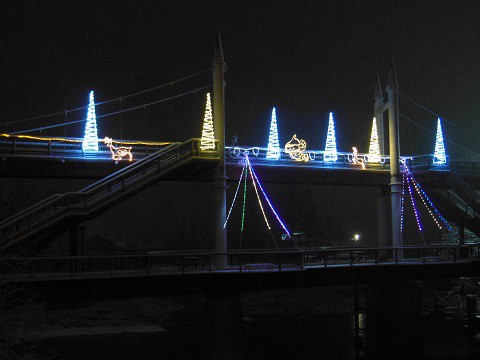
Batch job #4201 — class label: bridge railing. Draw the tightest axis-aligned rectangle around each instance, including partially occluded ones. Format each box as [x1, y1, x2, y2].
[0, 139, 218, 250]
[2, 245, 478, 279]
[0, 135, 171, 159]
[225, 146, 443, 170]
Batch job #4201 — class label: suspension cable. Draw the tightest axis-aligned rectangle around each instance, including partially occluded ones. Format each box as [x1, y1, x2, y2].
[399, 113, 480, 160]
[10, 84, 212, 135]
[399, 92, 480, 143]
[4, 68, 211, 127]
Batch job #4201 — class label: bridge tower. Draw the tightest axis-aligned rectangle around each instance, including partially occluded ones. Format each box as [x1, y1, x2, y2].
[375, 64, 403, 251]
[213, 32, 227, 268]
[386, 63, 403, 251]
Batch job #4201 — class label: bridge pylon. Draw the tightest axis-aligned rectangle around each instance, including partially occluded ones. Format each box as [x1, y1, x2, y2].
[213, 32, 227, 268]
[375, 63, 403, 252]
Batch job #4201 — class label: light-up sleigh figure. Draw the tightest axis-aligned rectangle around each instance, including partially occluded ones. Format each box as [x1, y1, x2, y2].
[104, 137, 133, 162]
[285, 134, 309, 162]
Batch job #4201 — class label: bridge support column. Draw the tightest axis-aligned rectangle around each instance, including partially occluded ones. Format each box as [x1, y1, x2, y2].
[386, 63, 403, 256]
[204, 284, 242, 360]
[366, 282, 423, 359]
[377, 187, 390, 248]
[69, 221, 85, 256]
[213, 32, 227, 268]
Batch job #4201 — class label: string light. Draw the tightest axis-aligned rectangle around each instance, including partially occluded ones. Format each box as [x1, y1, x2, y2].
[324, 112, 338, 162]
[246, 156, 271, 230]
[241, 163, 248, 233]
[224, 164, 247, 228]
[433, 118, 447, 165]
[104, 137, 133, 161]
[401, 171, 406, 232]
[247, 157, 291, 237]
[368, 117, 381, 163]
[405, 165, 452, 231]
[266, 107, 281, 160]
[407, 174, 423, 232]
[82, 91, 99, 152]
[200, 93, 215, 150]
[285, 134, 309, 162]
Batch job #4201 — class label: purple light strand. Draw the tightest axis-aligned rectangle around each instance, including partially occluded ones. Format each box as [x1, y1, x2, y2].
[407, 174, 423, 232]
[246, 156, 291, 236]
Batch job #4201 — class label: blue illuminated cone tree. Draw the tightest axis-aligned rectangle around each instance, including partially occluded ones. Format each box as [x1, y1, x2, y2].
[200, 93, 215, 150]
[82, 90, 99, 152]
[324, 112, 338, 162]
[368, 117, 381, 162]
[433, 118, 446, 164]
[266, 107, 281, 159]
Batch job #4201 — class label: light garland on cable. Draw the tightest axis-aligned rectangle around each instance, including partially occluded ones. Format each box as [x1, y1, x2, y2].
[241, 163, 248, 233]
[266, 107, 281, 160]
[224, 164, 247, 228]
[368, 117, 381, 163]
[200, 93, 215, 151]
[82, 90, 99, 152]
[407, 175, 423, 232]
[324, 112, 338, 162]
[247, 156, 291, 237]
[246, 156, 271, 229]
[433, 118, 447, 165]
[401, 171, 406, 232]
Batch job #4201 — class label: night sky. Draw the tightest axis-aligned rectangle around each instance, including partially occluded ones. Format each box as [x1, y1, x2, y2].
[2, 0, 480, 159]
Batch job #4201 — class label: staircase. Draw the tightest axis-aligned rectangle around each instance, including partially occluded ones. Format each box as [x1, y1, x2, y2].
[0, 139, 218, 252]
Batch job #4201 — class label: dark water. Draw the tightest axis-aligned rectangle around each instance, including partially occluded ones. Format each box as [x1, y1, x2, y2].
[41, 313, 480, 360]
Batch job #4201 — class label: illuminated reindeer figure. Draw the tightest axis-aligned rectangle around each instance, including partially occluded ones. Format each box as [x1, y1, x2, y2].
[104, 137, 133, 162]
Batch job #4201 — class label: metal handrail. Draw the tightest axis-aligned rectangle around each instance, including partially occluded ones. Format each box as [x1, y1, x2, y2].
[2, 244, 478, 279]
[0, 139, 218, 248]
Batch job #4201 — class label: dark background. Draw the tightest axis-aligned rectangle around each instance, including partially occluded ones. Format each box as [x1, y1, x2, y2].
[0, 1, 479, 250]
[1, 0, 480, 158]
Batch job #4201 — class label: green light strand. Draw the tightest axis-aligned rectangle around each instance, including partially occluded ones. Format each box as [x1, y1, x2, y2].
[241, 164, 248, 233]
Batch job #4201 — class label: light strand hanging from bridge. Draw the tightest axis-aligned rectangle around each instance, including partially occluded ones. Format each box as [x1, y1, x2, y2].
[407, 175, 423, 232]
[241, 163, 248, 233]
[368, 117, 381, 163]
[400, 171, 406, 232]
[200, 93, 215, 150]
[224, 164, 247, 228]
[404, 164, 452, 231]
[266, 107, 281, 160]
[247, 156, 291, 237]
[324, 112, 338, 162]
[433, 118, 447, 165]
[82, 91, 99, 152]
[246, 155, 271, 229]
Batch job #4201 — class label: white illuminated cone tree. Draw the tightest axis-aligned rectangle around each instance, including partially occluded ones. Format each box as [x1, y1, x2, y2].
[324, 112, 338, 162]
[266, 107, 281, 159]
[368, 117, 381, 163]
[200, 93, 215, 150]
[82, 90, 99, 152]
[433, 118, 446, 164]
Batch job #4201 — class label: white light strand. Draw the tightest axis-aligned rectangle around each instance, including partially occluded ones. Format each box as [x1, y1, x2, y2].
[200, 93, 215, 150]
[324, 112, 338, 162]
[247, 157, 271, 230]
[368, 117, 381, 163]
[407, 174, 423, 232]
[266, 107, 281, 160]
[223, 164, 247, 228]
[433, 118, 447, 164]
[82, 91, 99, 152]
[246, 156, 291, 237]
[401, 171, 406, 232]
